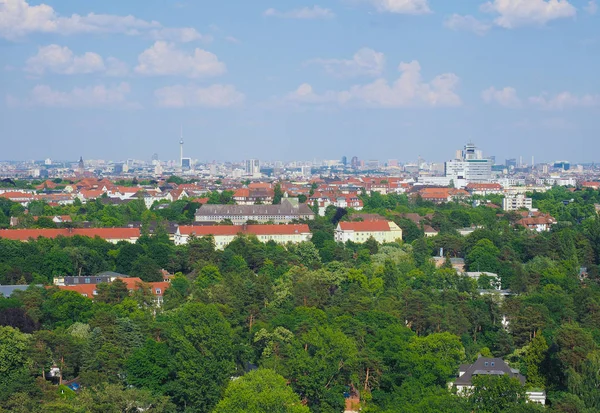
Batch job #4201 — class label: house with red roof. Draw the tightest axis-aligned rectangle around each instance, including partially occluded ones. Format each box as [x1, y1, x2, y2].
[334, 221, 402, 244]
[0, 228, 140, 243]
[416, 187, 470, 204]
[57, 277, 170, 306]
[0, 191, 36, 206]
[174, 224, 311, 248]
[465, 183, 503, 196]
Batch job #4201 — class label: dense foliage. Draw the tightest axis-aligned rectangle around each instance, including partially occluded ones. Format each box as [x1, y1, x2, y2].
[1, 187, 600, 412]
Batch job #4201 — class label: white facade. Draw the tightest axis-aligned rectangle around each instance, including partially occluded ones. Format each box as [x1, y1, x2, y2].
[174, 225, 312, 249]
[445, 143, 492, 182]
[503, 195, 533, 211]
[334, 221, 403, 244]
[245, 159, 260, 176]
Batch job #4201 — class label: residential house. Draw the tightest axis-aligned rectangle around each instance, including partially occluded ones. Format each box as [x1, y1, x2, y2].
[465, 183, 503, 196]
[503, 194, 533, 211]
[0, 228, 140, 243]
[518, 214, 556, 232]
[174, 224, 312, 249]
[334, 221, 403, 244]
[233, 186, 274, 205]
[0, 285, 43, 297]
[195, 200, 315, 224]
[0, 191, 36, 206]
[450, 357, 545, 405]
[416, 187, 470, 204]
[57, 277, 169, 306]
[433, 257, 465, 272]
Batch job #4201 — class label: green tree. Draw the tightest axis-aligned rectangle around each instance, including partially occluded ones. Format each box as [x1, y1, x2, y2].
[523, 332, 548, 388]
[468, 374, 528, 413]
[213, 369, 309, 413]
[131, 256, 162, 282]
[161, 303, 235, 412]
[0, 326, 33, 402]
[466, 239, 500, 273]
[273, 184, 284, 205]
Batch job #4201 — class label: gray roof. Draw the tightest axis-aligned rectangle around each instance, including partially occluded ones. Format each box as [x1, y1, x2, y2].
[196, 200, 314, 217]
[454, 357, 525, 386]
[95, 271, 129, 278]
[0, 285, 43, 297]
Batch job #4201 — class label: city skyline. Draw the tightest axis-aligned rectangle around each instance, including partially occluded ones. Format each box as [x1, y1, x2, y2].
[1, 0, 599, 162]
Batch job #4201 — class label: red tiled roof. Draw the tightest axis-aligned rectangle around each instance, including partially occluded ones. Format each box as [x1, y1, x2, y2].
[56, 278, 170, 297]
[338, 221, 392, 232]
[466, 183, 502, 190]
[58, 285, 96, 297]
[233, 188, 250, 198]
[0, 228, 140, 241]
[0, 191, 35, 199]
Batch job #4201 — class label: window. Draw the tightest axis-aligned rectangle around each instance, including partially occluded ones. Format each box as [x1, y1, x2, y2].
[85, 277, 91, 284]
[155, 289, 162, 294]
[491, 362, 495, 366]
[484, 362, 489, 366]
[96, 278, 102, 282]
[92, 290, 97, 295]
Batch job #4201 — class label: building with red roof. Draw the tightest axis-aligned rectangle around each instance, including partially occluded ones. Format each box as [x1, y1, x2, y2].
[335, 220, 402, 243]
[56, 277, 170, 305]
[175, 224, 311, 248]
[0, 228, 140, 243]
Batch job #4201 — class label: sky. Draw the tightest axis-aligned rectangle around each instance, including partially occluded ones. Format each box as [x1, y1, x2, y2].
[0, 0, 599, 164]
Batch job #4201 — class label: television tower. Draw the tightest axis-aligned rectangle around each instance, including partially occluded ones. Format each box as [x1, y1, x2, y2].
[179, 125, 184, 168]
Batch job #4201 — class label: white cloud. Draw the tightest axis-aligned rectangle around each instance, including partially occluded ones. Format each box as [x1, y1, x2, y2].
[368, 0, 432, 14]
[7, 83, 137, 108]
[286, 83, 339, 104]
[308, 48, 385, 78]
[154, 84, 245, 108]
[287, 60, 461, 108]
[529, 92, 600, 110]
[105, 57, 129, 77]
[444, 14, 492, 35]
[151, 28, 211, 43]
[482, 86, 522, 107]
[25, 44, 104, 75]
[263, 6, 335, 19]
[135, 41, 226, 78]
[585, 1, 598, 15]
[225, 36, 241, 44]
[0, 0, 208, 41]
[24, 44, 128, 77]
[481, 0, 577, 28]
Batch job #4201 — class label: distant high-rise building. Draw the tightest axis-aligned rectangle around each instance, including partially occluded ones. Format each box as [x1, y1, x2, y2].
[366, 159, 379, 169]
[245, 159, 260, 176]
[445, 142, 492, 182]
[351, 156, 359, 169]
[553, 160, 570, 171]
[44, 158, 52, 166]
[179, 128, 185, 168]
[506, 159, 517, 169]
[77, 156, 84, 174]
[388, 159, 399, 168]
[181, 158, 191, 170]
[341, 156, 347, 167]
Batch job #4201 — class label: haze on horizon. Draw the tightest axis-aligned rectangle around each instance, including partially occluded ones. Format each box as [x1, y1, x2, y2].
[0, 0, 598, 164]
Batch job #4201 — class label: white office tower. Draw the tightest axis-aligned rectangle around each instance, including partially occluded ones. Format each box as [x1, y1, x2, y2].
[245, 159, 260, 176]
[445, 142, 492, 182]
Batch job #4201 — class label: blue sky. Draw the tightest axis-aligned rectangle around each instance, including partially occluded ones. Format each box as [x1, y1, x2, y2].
[0, 0, 598, 164]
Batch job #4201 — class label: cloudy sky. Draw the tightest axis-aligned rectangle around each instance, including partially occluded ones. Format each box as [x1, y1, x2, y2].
[0, 0, 598, 164]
